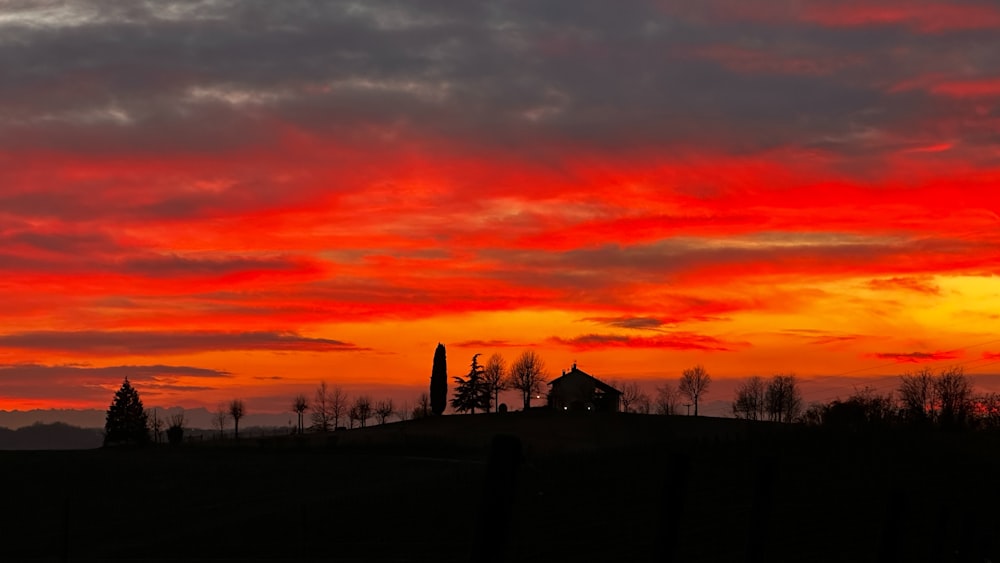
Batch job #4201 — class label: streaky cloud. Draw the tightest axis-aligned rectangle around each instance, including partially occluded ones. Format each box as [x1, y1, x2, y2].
[869, 351, 963, 363]
[548, 332, 740, 352]
[0, 330, 368, 355]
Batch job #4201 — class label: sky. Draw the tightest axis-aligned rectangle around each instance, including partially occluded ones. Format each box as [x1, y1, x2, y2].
[2, 0, 1000, 419]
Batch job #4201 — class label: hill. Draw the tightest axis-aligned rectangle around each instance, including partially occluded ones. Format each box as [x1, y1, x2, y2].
[2, 411, 998, 562]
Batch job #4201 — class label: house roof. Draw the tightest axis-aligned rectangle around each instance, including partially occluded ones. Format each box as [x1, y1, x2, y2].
[548, 365, 622, 395]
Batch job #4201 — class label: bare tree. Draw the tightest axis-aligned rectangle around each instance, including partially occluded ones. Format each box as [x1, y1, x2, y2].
[975, 393, 1000, 429]
[509, 350, 548, 410]
[482, 352, 508, 412]
[619, 381, 648, 413]
[899, 367, 936, 424]
[149, 408, 164, 443]
[292, 394, 308, 434]
[167, 412, 185, 445]
[351, 395, 372, 428]
[935, 366, 972, 429]
[329, 385, 348, 429]
[678, 365, 711, 416]
[733, 376, 767, 421]
[412, 393, 432, 419]
[764, 374, 803, 423]
[375, 399, 394, 425]
[229, 399, 245, 439]
[310, 382, 349, 430]
[311, 381, 334, 432]
[634, 393, 652, 414]
[213, 404, 228, 439]
[654, 382, 681, 415]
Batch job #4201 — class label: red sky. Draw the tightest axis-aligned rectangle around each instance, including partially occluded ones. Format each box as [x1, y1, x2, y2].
[2, 0, 1000, 418]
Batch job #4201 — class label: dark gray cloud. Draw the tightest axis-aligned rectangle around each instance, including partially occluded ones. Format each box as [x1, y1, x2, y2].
[452, 339, 526, 348]
[583, 316, 672, 330]
[0, 362, 230, 401]
[0, 330, 367, 355]
[1, 0, 995, 160]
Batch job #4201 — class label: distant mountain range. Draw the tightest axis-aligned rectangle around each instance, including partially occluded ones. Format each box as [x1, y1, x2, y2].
[0, 408, 296, 431]
[0, 423, 103, 450]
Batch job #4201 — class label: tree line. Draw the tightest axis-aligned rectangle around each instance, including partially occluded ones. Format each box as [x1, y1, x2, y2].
[290, 381, 399, 433]
[444, 347, 549, 414]
[726, 365, 1000, 431]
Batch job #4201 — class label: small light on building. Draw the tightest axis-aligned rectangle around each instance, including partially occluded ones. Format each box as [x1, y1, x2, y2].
[563, 406, 568, 411]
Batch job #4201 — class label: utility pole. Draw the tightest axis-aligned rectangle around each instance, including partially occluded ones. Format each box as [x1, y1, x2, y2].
[684, 403, 692, 416]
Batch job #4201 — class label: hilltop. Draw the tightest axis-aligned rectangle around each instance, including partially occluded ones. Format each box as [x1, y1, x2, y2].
[2, 411, 998, 562]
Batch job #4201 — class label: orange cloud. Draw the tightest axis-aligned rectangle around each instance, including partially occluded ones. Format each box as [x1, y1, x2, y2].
[867, 277, 942, 295]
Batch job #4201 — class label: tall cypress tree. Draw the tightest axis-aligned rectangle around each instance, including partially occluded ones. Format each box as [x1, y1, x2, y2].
[430, 343, 447, 415]
[104, 377, 150, 446]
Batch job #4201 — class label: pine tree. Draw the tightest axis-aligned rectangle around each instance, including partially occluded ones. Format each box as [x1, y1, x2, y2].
[104, 377, 150, 446]
[430, 343, 448, 415]
[451, 353, 491, 414]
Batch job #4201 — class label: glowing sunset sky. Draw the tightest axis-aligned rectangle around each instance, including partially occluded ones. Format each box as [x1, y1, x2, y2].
[2, 0, 1000, 416]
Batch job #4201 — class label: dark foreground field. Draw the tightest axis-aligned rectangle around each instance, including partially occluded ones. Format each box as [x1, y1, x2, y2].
[3, 412, 999, 562]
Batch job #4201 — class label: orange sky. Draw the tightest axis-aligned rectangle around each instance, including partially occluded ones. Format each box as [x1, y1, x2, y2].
[1, 0, 999, 418]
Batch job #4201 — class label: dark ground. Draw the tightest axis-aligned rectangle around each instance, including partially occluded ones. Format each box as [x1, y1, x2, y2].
[2, 411, 998, 562]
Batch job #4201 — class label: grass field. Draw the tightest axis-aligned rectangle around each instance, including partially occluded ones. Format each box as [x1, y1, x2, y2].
[3, 411, 998, 562]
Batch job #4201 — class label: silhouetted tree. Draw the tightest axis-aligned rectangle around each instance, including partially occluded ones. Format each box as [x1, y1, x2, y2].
[430, 343, 448, 415]
[800, 402, 826, 426]
[310, 382, 348, 430]
[482, 352, 508, 413]
[412, 393, 432, 419]
[166, 413, 185, 445]
[351, 395, 372, 428]
[329, 385, 348, 429]
[509, 350, 548, 410]
[655, 382, 681, 415]
[452, 354, 491, 414]
[104, 377, 150, 446]
[733, 376, 767, 421]
[935, 366, 972, 430]
[678, 365, 711, 416]
[765, 374, 803, 423]
[974, 393, 1000, 429]
[148, 408, 164, 444]
[618, 381, 648, 413]
[898, 368, 936, 424]
[823, 386, 895, 430]
[229, 399, 245, 439]
[292, 394, 308, 434]
[634, 393, 652, 414]
[213, 405, 228, 439]
[375, 399, 394, 425]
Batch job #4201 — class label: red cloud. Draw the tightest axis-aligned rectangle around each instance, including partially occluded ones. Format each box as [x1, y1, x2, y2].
[0, 331, 368, 356]
[869, 351, 963, 363]
[801, 1, 1000, 33]
[931, 78, 1000, 98]
[548, 333, 740, 352]
[983, 352, 1000, 360]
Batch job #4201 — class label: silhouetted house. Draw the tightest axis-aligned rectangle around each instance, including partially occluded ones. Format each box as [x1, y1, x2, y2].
[547, 364, 622, 412]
